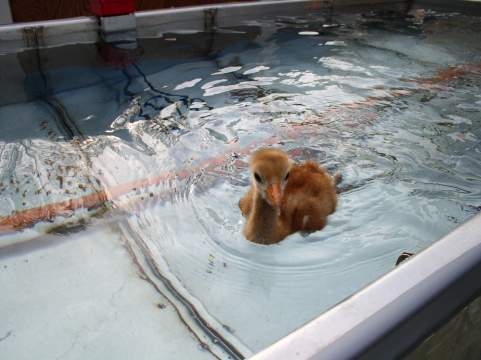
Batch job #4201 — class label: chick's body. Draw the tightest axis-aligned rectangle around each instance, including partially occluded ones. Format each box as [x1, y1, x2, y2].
[281, 161, 337, 234]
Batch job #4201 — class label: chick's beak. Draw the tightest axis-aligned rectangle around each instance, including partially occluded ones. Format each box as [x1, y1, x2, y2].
[266, 183, 282, 209]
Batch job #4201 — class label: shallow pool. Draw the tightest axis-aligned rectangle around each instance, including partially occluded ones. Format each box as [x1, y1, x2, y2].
[1, 8, 481, 359]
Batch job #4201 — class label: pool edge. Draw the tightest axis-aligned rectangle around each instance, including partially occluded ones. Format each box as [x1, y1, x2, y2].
[0, 0, 407, 52]
[252, 213, 481, 359]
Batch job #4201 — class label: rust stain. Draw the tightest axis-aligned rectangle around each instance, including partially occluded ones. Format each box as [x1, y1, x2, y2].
[0, 191, 108, 232]
[422, 63, 481, 84]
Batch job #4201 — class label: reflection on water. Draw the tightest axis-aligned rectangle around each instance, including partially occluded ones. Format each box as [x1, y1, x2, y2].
[1, 9, 481, 356]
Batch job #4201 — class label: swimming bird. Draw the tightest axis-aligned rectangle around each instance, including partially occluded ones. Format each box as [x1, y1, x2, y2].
[239, 147, 338, 244]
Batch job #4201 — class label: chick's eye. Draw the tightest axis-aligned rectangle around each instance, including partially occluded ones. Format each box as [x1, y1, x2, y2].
[254, 173, 263, 183]
[284, 172, 290, 181]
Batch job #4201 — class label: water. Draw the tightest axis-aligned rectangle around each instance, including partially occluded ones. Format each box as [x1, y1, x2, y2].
[1, 8, 481, 358]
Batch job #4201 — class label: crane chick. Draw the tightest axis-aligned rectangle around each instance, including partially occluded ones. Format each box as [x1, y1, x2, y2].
[239, 148, 338, 244]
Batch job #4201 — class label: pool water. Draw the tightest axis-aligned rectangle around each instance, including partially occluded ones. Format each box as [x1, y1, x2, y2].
[1, 8, 481, 359]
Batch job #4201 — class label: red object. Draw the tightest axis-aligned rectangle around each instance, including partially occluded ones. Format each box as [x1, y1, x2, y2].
[97, 42, 142, 67]
[90, 0, 136, 16]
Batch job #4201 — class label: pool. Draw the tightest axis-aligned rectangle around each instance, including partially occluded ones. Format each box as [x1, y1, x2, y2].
[1, 1, 481, 358]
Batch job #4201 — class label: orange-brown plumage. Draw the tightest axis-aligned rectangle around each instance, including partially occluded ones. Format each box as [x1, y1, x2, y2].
[239, 148, 338, 244]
